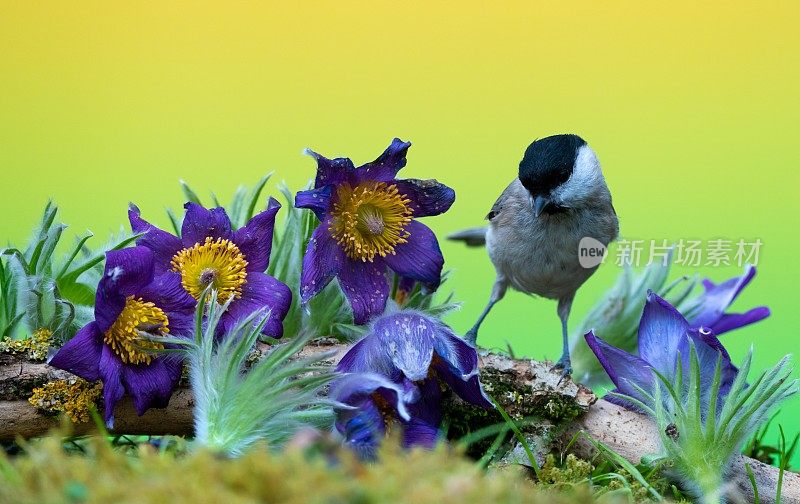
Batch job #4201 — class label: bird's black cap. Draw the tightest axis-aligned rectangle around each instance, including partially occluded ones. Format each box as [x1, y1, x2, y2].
[518, 134, 587, 196]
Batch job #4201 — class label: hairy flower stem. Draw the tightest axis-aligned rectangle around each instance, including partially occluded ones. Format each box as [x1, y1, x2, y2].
[679, 460, 723, 504]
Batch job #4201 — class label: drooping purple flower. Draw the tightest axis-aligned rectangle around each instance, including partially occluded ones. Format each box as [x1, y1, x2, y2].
[333, 310, 492, 452]
[296, 139, 455, 324]
[330, 372, 414, 459]
[585, 291, 738, 413]
[128, 199, 291, 338]
[49, 246, 196, 425]
[688, 265, 770, 335]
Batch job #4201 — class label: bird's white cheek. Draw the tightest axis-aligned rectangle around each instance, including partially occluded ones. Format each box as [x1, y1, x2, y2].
[553, 145, 604, 205]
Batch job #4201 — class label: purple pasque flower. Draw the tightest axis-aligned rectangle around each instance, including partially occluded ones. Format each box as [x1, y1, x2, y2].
[688, 265, 770, 335]
[334, 310, 492, 451]
[330, 373, 414, 459]
[128, 199, 291, 338]
[49, 246, 196, 425]
[585, 291, 738, 413]
[295, 139, 455, 324]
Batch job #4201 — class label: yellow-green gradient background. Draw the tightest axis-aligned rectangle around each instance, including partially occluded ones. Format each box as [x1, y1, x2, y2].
[2, 1, 798, 459]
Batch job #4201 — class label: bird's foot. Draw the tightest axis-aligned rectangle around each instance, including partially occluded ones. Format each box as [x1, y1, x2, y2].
[463, 329, 478, 346]
[551, 357, 572, 386]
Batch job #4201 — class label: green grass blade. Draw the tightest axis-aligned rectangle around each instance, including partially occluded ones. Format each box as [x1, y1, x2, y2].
[55, 232, 94, 280]
[179, 180, 203, 205]
[489, 394, 541, 480]
[243, 173, 272, 224]
[745, 463, 761, 504]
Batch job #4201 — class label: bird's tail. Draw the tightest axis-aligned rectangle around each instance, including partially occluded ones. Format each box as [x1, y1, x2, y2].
[447, 227, 488, 247]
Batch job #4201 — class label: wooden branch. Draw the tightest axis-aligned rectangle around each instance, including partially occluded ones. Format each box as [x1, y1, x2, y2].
[1, 343, 797, 504]
[565, 400, 800, 504]
[0, 392, 194, 439]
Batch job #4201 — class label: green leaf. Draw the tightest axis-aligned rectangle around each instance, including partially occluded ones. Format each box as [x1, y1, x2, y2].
[57, 232, 141, 287]
[227, 186, 249, 229]
[23, 201, 58, 265]
[578, 431, 663, 501]
[166, 208, 182, 237]
[242, 173, 272, 227]
[179, 179, 203, 205]
[490, 394, 541, 480]
[58, 282, 98, 307]
[30, 223, 66, 276]
[55, 232, 94, 280]
[181, 293, 336, 456]
[745, 463, 761, 504]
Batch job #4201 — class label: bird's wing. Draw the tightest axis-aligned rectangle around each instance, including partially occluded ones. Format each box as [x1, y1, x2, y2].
[449, 179, 521, 247]
[486, 179, 521, 222]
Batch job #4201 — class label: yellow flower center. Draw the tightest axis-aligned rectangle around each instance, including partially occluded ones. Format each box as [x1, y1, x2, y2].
[329, 182, 413, 262]
[103, 296, 169, 365]
[171, 237, 249, 302]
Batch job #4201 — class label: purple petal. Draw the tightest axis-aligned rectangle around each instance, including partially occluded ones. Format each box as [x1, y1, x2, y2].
[222, 272, 292, 338]
[138, 272, 196, 319]
[431, 326, 493, 409]
[680, 329, 738, 398]
[403, 417, 440, 450]
[103, 246, 156, 297]
[688, 327, 732, 362]
[121, 354, 183, 416]
[48, 322, 103, 381]
[691, 265, 759, 329]
[394, 179, 456, 218]
[305, 148, 356, 188]
[383, 221, 444, 290]
[337, 257, 390, 325]
[372, 312, 436, 381]
[164, 311, 195, 339]
[331, 372, 411, 421]
[94, 247, 156, 332]
[402, 378, 442, 449]
[603, 388, 646, 412]
[709, 307, 771, 335]
[354, 138, 412, 183]
[337, 398, 384, 459]
[636, 291, 690, 374]
[332, 372, 413, 459]
[129, 204, 183, 271]
[585, 331, 654, 403]
[300, 221, 345, 304]
[99, 346, 124, 427]
[675, 345, 729, 411]
[233, 197, 281, 273]
[397, 276, 417, 295]
[180, 203, 233, 246]
[437, 367, 493, 410]
[336, 336, 397, 378]
[295, 186, 333, 221]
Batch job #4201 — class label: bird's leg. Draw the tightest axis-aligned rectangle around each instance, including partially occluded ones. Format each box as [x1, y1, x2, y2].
[464, 277, 507, 346]
[552, 294, 575, 382]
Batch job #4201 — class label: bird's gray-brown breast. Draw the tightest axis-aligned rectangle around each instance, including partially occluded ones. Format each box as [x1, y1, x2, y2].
[485, 179, 618, 300]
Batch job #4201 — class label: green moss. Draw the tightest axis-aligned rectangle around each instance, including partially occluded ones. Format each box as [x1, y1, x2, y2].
[540, 454, 593, 484]
[0, 435, 613, 504]
[444, 362, 587, 459]
[479, 367, 584, 423]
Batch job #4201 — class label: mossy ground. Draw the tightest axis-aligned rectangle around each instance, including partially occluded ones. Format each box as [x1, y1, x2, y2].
[0, 432, 635, 504]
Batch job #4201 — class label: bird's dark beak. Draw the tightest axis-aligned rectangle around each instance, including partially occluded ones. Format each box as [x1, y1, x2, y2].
[532, 194, 551, 217]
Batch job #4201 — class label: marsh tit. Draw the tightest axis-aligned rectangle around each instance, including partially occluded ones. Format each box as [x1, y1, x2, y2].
[449, 134, 619, 378]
